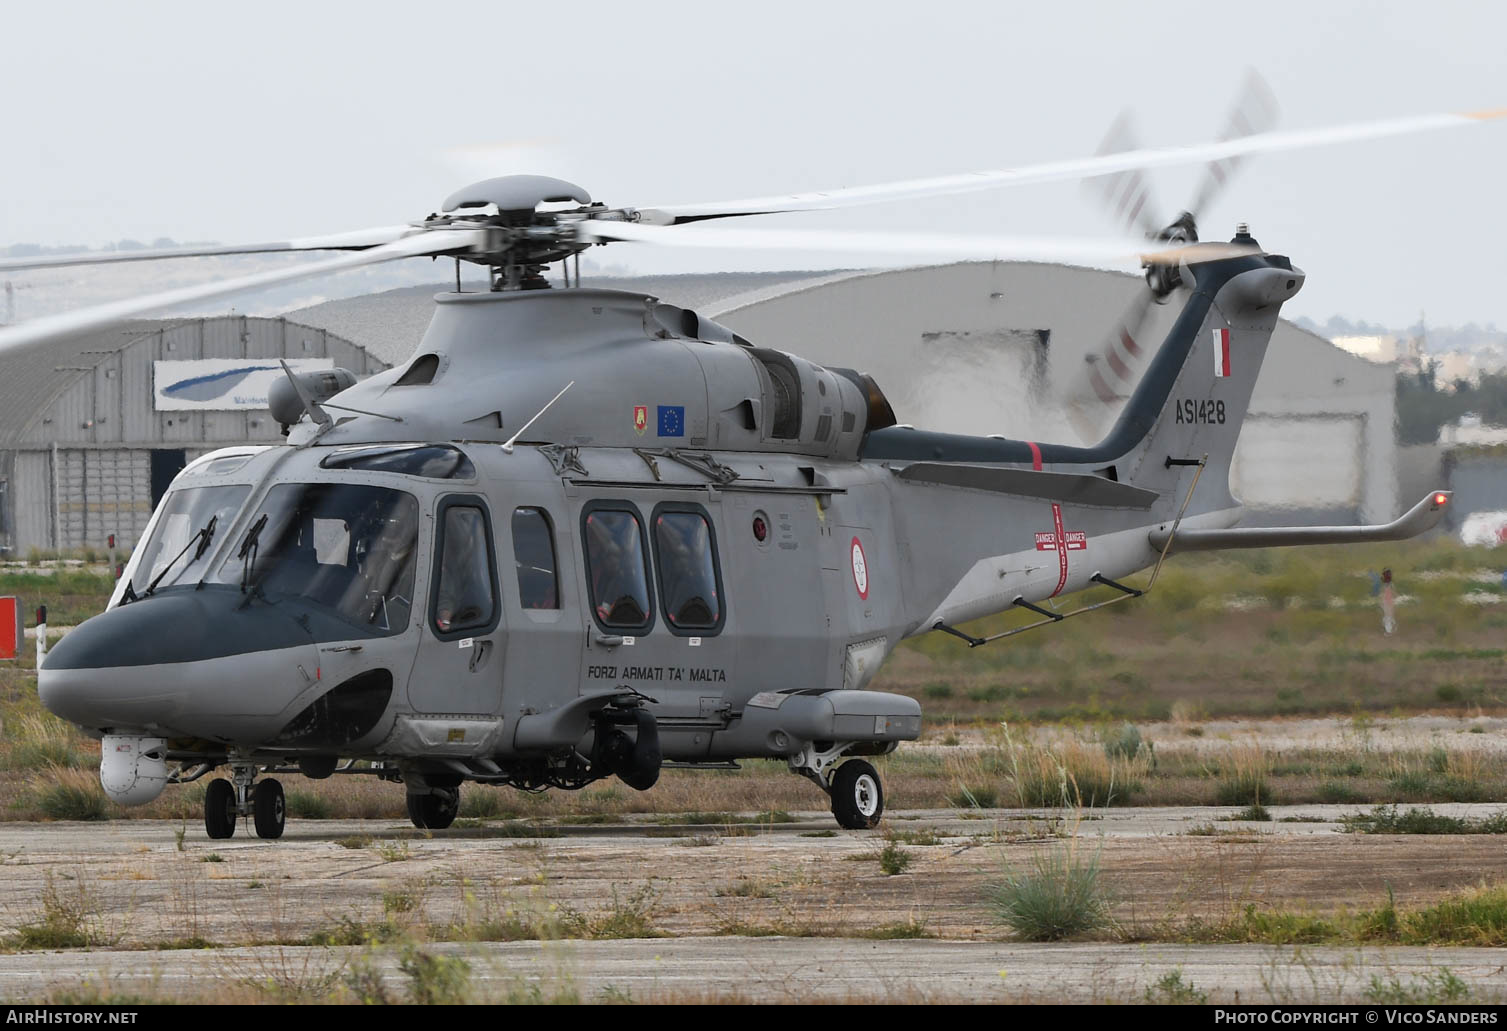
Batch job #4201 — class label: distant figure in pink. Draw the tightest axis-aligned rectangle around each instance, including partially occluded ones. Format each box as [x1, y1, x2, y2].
[1380, 567, 1397, 636]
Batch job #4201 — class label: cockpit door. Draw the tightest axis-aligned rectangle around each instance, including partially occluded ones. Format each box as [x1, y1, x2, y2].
[408, 494, 504, 715]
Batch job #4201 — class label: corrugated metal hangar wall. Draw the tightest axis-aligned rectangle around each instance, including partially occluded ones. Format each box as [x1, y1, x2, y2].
[706, 263, 1398, 526]
[0, 316, 384, 553]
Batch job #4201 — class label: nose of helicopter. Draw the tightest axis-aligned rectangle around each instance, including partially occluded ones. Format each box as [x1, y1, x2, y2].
[39, 587, 327, 735]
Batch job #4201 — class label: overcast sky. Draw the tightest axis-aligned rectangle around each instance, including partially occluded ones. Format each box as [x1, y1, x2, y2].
[3, 0, 1504, 329]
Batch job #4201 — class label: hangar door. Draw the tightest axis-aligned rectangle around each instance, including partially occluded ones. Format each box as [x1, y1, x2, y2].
[1230, 415, 1364, 510]
[56, 449, 153, 550]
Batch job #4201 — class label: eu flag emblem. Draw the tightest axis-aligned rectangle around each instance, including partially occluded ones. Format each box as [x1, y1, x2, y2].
[657, 405, 685, 437]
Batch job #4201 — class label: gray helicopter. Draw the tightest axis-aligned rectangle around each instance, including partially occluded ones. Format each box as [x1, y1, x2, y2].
[4, 103, 1496, 837]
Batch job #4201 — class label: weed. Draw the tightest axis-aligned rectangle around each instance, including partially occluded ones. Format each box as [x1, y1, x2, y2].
[35, 767, 108, 821]
[285, 790, 333, 820]
[887, 827, 943, 846]
[675, 834, 720, 847]
[799, 830, 837, 839]
[1213, 743, 1270, 807]
[5, 714, 85, 769]
[561, 882, 662, 939]
[375, 839, 412, 862]
[8, 871, 111, 949]
[341, 950, 395, 1005]
[1145, 968, 1208, 1005]
[989, 839, 1112, 941]
[877, 841, 913, 875]
[854, 918, 933, 939]
[1364, 969, 1470, 1004]
[1342, 805, 1507, 835]
[384, 889, 420, 914]
[201, 853, 224, 863]
[716, 878, 777, 899]
[1102, 722, 1152, 762]
[1232, 804, 1272, 822]
[335, 835, 373, 850]
[173, 824, 187, 851]
[399, 946, 471, 1005]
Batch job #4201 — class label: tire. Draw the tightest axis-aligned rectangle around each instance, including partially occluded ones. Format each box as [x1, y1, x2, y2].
[406, 788, 459, 830]
[831, 760, 884, 830]
[204, 779, 237, 840]
[252, 778, 286, 840]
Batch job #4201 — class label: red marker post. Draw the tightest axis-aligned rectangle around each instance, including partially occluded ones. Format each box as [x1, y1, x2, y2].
[0, 597, 19, 662]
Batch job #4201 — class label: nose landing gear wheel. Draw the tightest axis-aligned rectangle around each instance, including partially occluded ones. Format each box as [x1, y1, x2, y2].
[252, 778, 286, 839]
[831, 760, 884, 830]
[406, 788, 459, 830]
[204, 779, 236, 840]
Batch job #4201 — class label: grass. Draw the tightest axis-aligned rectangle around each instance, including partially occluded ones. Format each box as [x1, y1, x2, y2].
[1144, 968, 1208, 1005]
[7, 871, 112, 949]
[1365, 969, 1470, 1005]
[876, 841, 912, 875]
[989, 836, 1112, 941]
[34, 767, 109, 821]
[1163, 884, 1507, 947]
[1341, 805, 1507, 835]
[560, 883, 662, 939]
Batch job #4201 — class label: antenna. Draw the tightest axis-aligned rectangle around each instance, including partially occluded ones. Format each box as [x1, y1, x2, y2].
[502, 381, 575, 454]
[277, 359, 333, 428]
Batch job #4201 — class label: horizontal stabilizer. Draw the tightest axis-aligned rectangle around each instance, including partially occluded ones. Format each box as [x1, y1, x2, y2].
[1149, 491, 1452, 553]
[895, 463, 1159, 509]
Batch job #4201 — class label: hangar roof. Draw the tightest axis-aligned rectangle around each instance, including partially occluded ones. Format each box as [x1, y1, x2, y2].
[0, 316, 379, 447]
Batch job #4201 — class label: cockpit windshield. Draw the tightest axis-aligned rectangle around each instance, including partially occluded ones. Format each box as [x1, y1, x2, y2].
[211, 483, 419, 635]
[131, 485, 251, 593]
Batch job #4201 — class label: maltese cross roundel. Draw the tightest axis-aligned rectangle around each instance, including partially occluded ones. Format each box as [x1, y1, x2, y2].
[851, 537, 869, 600]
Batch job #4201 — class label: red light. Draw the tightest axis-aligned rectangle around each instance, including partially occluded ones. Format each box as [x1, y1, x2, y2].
[1434, 493, 1449, 506]
[752, 516, 768, 542]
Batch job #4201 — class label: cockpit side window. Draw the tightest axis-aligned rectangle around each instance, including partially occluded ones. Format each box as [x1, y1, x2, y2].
[512, 508, 559, 610]
[581, 504, 654, 633]
[652, 505, 725, 634]
[431, 500, 498, 637]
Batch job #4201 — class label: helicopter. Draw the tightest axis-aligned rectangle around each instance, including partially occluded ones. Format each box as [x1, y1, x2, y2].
[4, 99, 1497, 838]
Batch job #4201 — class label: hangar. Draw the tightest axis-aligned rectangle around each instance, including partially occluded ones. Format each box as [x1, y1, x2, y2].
[0, 316, 384, 554]
[294, 260, 1398, 527]
[0, 260, 1396, 555]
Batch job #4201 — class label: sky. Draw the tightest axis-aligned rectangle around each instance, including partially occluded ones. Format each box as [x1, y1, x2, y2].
[3, 0, 1504, 329]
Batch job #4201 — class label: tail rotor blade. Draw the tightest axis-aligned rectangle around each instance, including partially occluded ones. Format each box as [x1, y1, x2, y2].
[1063, 289, 1158, 442]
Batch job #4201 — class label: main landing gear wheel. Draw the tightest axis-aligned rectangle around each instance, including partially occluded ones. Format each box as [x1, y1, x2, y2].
[407, 788, 459, 830]
[831, 760, 884, 830]
[253, 778, 286, 839]
[204, 779, 237, 840]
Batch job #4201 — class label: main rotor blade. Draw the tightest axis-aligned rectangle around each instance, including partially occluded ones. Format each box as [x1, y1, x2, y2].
[1081, 110, 1164, 238]
[1186, 68, 1281, 221]
[0, 225, 418, 273]
[636, 108, 1505, 225]
[0, 228, 484, 355]
[581, 220, 1241, 265]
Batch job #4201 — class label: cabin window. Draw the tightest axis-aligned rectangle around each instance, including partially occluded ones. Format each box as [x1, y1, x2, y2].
[653, 506, 724, 633]
[582, 506, 653, 633]
[432, 503, 497, 635]
[512, 507, 559, 610]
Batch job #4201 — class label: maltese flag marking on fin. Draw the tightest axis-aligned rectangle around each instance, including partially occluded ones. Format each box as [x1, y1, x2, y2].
[1213, 328, 1232, 378]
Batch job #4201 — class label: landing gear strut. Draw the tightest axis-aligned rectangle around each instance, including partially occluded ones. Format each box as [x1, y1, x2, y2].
[203, 764, 285, 840]
[788, 744, 886, 830]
